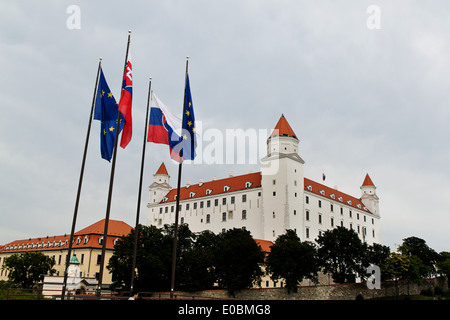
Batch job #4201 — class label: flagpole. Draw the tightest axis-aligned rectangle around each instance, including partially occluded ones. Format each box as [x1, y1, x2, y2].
[61, 57, 102, 300]
[129, 77, 152, 294]
[97, 30, 131, 295]
[170, 56, 189, 299]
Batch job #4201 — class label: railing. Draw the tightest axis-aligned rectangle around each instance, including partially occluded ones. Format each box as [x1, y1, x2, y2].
[3, 288, 233, 300]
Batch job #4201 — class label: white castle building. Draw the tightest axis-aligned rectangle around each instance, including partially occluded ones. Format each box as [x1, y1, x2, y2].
[147, 115, 380, 245]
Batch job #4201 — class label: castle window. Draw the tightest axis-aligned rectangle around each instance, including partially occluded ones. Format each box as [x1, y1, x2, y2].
[272, 179, 276, 185]
[193, 202, 197, 210]
[171, 205, 174, 212]
[306, 228, 310, 239]
[207, 200, 211, 208]
[306, 185, 312, 191]
[242, 194, 247, 202]
[330, 194, 335, 199]
[165, 207, 168, 213]
[181, 217, 184, 224]
[200, 201, 204, 208]
[319, 190, 325, 196]
[330, 204, 334, 212]
[318, 200, 322, 208]
[338, 197, 343, 202]
[222, 212, 227, 222]
[306, 210, 310, 221]
[190, 192, 196, 198]
[242, 210, 247, 220]
[224, 186, 230, 192]
[349, 210, 352, 218]
[186, 203, 190, 210]
[331, 217, 334, 227]
[206, 189, 212, 195]
[231, 196, 235, 204]
[318, 214, 322, 224]
[160, 207, 163, 214]
[206, 214, 211, 223]
[215, 199, 219, 206]
[245, 182, 252, 188]
[222, 198, 226, 205]
[306, 196, 309, 204]
[273, 191, 276, 196]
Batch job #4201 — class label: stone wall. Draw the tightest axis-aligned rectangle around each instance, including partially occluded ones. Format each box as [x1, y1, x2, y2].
[166, 277, 448, 300]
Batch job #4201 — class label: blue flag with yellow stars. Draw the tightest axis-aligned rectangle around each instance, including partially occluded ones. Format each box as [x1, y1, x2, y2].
[94, 68, 124, 161]
[179, 73, 197, 160]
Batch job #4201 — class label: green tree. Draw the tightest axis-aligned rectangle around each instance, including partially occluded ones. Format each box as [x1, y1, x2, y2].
[366, 243, 391, 281]
[266, 229, 319, 293]
[214, 228, 265, 296]
[398, 236, 439, 278]
[179, 230, 218, 291]
[108, 224, 217, 293]
[317, 226, 368, 283]
[381, 252, 420, 297]
[2, 252, 56, 288]
[436, 251, 450, 288]
[108, 224, 173, 292]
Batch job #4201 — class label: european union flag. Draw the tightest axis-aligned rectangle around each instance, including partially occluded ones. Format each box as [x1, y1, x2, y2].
[180, 73, 197, 160]
[94, 68, 124, 161]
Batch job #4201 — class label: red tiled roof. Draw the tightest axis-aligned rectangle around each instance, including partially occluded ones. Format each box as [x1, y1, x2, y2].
[270, 114, 298, 140]
[304, 178, 371, 213]
[0, 219, 132, 253]
[255, 239, 273, 253]
[75, 219, 132, 237]
[361, 174, 375, 187]
[155, 162, 169, 175]
[162, 172, 262, 203]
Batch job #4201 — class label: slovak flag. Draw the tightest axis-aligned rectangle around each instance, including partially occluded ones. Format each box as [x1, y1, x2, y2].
[147, 92, 182, 161]
[118, 53, 133, 148]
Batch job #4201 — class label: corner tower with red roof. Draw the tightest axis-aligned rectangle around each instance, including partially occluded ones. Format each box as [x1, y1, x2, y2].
[261, 114, 305, 240]
[149, 162, 172, 206]
[360, 174, 379, 217]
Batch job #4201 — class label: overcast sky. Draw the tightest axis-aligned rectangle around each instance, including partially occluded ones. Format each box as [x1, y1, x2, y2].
[1, 0, 449, 253]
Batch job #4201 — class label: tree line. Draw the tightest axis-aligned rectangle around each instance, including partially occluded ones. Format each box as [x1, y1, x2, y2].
[107, 224, 450, 295]
[2, 224, 449, 296]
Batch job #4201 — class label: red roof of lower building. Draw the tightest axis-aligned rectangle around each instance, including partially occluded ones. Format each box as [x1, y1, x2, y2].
[0, 219, 132, 253]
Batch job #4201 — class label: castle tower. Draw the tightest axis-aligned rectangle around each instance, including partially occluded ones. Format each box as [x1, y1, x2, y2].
[261, 114, 305, 241]
[360, 174, 379, 216]
[149, 163, 171, 204]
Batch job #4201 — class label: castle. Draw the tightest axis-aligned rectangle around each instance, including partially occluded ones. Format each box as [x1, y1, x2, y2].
[147, 115, 380, 245]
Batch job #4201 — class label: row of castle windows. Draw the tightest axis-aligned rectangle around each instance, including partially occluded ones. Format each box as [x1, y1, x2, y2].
[159, 193, 260, 214]
[179, 209, 248, 225]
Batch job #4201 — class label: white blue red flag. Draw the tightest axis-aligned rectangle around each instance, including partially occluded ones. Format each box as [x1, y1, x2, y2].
[118, 53, 133, 148]
[147, 92, 182, 161]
